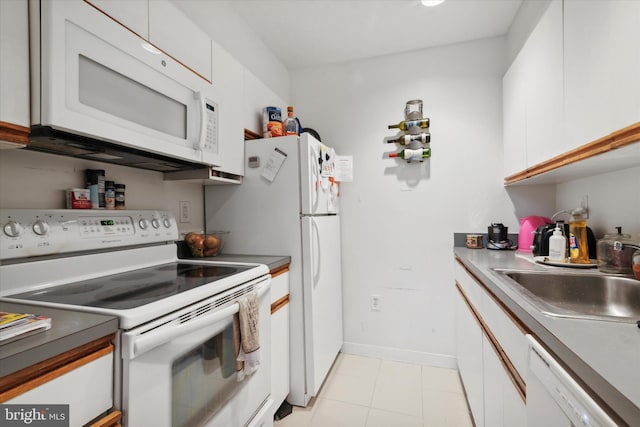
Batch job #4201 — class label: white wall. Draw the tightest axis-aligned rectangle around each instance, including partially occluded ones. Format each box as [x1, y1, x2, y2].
[555, 166, 640, 237]
[290, 36, 536, 366]
[0, 149, 204, 236]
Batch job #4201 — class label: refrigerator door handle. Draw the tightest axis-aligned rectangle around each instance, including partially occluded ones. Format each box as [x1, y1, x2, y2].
[311, 216, 321, 286]
[310, 144, 321, 214]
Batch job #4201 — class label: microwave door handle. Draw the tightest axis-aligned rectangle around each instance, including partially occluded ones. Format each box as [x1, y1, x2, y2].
[129, 281, 270, 359]
[195, 91, 207, 151]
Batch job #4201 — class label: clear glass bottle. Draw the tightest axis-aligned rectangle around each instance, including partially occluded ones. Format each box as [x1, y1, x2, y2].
[284, 106, 299, 136]
[569, 208, 590, 264]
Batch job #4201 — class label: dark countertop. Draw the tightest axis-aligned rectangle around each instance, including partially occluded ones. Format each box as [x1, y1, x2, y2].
[176, 242, 291, 273]
[210, 254, 291, 273]
[454, 247, 640, 426]
[0, 302, 118, 377]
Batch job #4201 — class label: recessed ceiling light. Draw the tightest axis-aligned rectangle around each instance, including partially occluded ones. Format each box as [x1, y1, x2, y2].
[421, 0, 445, 6]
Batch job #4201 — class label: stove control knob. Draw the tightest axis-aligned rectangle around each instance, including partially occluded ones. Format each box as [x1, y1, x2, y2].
[162, 217, 172, 228]
[151, 218, 160, 229]
[139, 219, 149, 230]
[3, 221, 23, 238]
[32, 220, 50, 236]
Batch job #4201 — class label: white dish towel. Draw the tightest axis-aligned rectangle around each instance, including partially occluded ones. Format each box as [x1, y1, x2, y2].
[234, 292, 260, 381]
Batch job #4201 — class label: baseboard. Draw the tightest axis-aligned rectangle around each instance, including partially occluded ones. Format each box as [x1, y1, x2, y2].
[341, 342, 458, 370]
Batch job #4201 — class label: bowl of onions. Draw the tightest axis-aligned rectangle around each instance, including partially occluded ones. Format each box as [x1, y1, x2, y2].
[184, 231, 228, 257]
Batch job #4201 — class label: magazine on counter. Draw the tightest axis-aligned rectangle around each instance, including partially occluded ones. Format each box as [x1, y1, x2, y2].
[0, 311, 52, 342]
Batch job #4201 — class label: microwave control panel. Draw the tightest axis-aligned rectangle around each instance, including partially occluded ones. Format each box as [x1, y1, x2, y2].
[203, 100, 219, 155]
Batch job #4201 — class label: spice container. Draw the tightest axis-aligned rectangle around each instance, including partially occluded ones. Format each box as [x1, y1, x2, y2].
[105, 181, 115, 210]
[115, 183, 126, 209]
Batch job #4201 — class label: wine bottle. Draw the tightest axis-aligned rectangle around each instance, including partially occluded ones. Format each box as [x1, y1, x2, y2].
[387, 118, 430, 131]
[389, 147, 431, 161]
[386, 132, 431, 145]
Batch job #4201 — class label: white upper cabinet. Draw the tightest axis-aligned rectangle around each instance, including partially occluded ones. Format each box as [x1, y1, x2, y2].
[523, 0, 563, 166]
[563, 0, 640, 149]
[0, 0, 30, 147]
[211, 40, 245, 176]
[149, 0, 212, 82]
[502, 0, 563, 175]
[85, 0, 149, 39]
[503, 51, 529, 177]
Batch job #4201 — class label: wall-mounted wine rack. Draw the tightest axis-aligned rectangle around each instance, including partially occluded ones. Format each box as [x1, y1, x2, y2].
[386, 99, 431, 163]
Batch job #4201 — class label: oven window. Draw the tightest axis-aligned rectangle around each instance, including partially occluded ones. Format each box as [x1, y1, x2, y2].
[172, 319, 242, 427]
[78, 55, 187, 139]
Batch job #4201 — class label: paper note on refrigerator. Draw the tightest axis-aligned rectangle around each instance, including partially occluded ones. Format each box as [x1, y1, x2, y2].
[333, 155, 353, 182]
[261, 148, 288, 182]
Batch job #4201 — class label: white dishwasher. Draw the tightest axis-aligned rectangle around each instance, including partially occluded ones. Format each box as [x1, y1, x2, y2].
[526, 336, 618, 427]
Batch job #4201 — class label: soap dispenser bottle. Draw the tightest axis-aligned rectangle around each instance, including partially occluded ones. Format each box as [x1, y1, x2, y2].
[569, 208, 590, 264]
[548, 224, 567, 262]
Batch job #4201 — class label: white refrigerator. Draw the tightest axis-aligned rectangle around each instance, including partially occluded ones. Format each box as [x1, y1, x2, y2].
[204, 133, 344, 407]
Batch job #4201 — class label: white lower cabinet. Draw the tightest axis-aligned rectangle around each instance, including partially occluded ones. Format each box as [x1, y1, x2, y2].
[455, 260, 527, 427]
[270, 268, 290, 412]
[4, 341, 115, 426]
[455, 287, 485, 427]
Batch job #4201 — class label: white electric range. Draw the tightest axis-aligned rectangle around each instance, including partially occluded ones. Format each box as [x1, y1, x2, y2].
[0, 209, 273, 427]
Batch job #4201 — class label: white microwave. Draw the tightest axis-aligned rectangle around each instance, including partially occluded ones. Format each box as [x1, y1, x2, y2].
[28, 0, 219, 172]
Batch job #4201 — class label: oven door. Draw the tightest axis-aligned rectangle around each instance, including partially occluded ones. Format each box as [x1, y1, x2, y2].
[33, 0, 220, 166]
[121, 277, 271, 427]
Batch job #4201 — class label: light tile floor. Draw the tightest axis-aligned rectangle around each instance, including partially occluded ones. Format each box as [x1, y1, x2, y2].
[274, 353, 474, 427]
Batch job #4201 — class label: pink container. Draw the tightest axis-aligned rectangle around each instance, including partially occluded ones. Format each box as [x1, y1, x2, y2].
[518, 216, 552, 253]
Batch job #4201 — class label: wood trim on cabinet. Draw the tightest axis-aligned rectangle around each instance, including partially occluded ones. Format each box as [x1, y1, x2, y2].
[271, 294, 290, 315]
[244, 128, 262, 141]
[0, 335, 114, 401]
[87, 410, 122, 427]
[270, 265, 290, 278]
[456, 283, 527, 402]
[0, 121, 29, 145]
[82, 1, 212, 84]
[504, 121, 640, 185]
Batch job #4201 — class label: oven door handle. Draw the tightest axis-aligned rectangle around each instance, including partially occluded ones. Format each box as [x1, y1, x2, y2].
[126, 282, 269, 359]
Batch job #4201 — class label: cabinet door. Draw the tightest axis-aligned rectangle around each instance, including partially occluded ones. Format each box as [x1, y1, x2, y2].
[211, 40, 245, 176]
[149, 0, 212, 82]
[0, 0, 30, 146]
[270, 271, 290, 408]
[502, 0, 563, 174]
[482, 340, 504, 427]
[85, 0, 149, 39]
[503, 51, 529, 177]
[564, 0, 640, 150]
[524, 0, 564, 167]
[455, 289, 484, 427]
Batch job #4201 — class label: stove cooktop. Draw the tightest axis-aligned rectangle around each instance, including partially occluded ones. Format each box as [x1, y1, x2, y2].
[8, 262, 252, 310]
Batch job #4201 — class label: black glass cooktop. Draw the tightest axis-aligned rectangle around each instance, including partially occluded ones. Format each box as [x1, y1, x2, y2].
[9, 262, 252, 310]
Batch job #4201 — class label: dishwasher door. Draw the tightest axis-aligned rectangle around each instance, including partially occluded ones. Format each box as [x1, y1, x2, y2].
[526, 336, 617, 427]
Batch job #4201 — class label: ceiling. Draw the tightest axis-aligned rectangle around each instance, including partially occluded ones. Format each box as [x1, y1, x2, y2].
[225, 0, 524, 69]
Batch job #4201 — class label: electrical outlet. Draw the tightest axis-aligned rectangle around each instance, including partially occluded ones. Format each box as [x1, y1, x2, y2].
[179, 201, 191, 223]
[370, 294, 381, 311]
[580, 195, 589, 218]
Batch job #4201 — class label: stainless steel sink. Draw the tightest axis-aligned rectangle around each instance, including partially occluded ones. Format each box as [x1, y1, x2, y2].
[491, 269, 640, 323]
